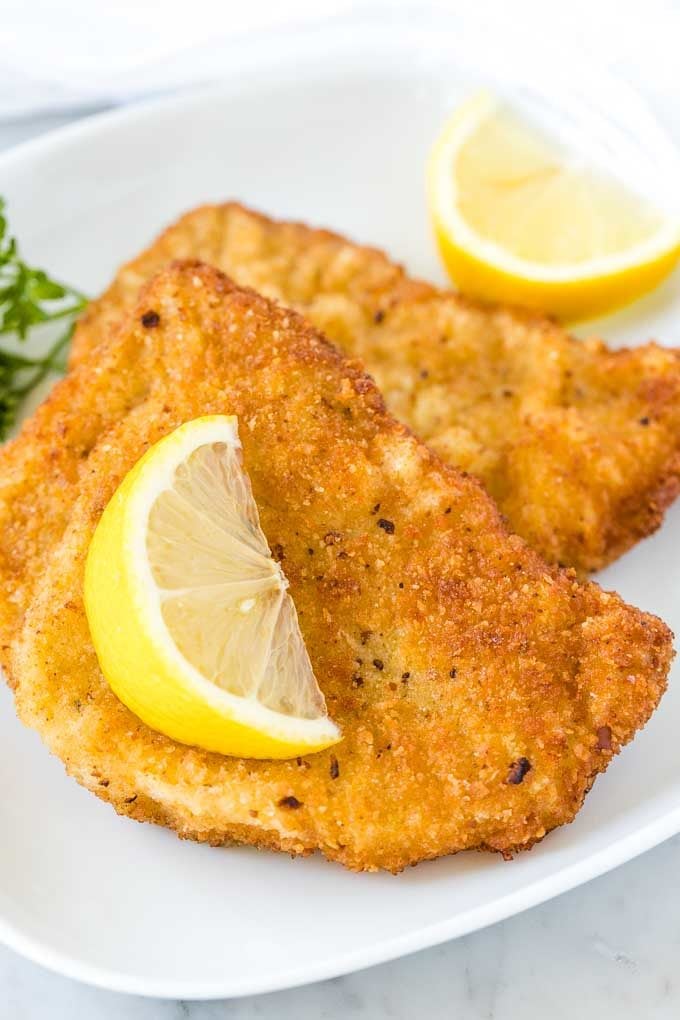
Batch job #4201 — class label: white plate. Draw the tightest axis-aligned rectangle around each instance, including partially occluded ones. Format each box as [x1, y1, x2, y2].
[2, 14, 680, 1001]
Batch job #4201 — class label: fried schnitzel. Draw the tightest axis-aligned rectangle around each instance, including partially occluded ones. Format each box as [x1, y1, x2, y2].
[0, 262, 671, 872]
[70, 204, 680, 573]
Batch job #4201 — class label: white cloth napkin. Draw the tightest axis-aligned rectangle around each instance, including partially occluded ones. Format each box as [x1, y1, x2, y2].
[1, 0, 679, 120]
[0, 0, 360, 117]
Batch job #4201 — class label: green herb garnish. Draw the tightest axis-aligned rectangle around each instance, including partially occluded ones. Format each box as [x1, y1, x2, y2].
[0, 199, 88, 439]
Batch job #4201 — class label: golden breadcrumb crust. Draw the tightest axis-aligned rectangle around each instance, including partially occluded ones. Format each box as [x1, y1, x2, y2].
[0, 263, 672, 872]
[70, 203, 680, 573]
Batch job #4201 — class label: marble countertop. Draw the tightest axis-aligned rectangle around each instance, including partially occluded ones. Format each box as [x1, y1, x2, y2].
[2, 96, 680, 1019]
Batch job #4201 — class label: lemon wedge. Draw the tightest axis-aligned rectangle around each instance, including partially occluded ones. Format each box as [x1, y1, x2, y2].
[427, 91, 680, 320]
[84, 415, 340, 759]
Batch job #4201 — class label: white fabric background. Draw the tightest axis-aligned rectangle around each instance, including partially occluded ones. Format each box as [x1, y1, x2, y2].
[1, 0, 680, 119]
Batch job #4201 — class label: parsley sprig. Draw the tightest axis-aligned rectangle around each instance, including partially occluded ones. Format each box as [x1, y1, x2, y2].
[0, 199, 88, 439]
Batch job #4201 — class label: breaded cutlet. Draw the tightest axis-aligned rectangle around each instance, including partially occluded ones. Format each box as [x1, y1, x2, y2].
[69, 203, 680, 573]
[0, 262, 671, 872]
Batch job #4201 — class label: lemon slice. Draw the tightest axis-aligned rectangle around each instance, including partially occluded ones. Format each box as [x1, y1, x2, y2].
[427, 91, 680, 320]
[84, 415, 340, 759]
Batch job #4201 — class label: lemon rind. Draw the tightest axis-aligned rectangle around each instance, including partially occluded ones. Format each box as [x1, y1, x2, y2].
[428, 91, 680, 285]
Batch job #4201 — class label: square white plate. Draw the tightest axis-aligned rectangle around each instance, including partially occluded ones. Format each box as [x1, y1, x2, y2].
[1, 13, 680, 1000]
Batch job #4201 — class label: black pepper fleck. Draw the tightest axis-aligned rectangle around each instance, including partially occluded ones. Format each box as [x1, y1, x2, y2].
[278, 795, 303, 809]
[377, 518, 395, 535]
[402, 672, 410, 681]
[639, 416, 650, 426]
[449, 668, 457, 679]
[507, 757, 532, 785]
[141, 310, 160, 328]
[371, 502, 381, 515]
[373, 658, 384, 671]
[330, 755, 340, 779]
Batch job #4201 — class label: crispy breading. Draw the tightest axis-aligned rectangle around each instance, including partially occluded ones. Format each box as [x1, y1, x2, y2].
[70, 203, 680, 573]
[0, 262, 671, 872]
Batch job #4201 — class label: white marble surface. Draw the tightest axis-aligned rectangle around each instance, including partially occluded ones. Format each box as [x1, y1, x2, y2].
[3, 93, 680, 1019]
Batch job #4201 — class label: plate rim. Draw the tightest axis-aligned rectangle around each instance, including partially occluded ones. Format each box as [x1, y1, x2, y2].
[0, 806, 679, 999]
